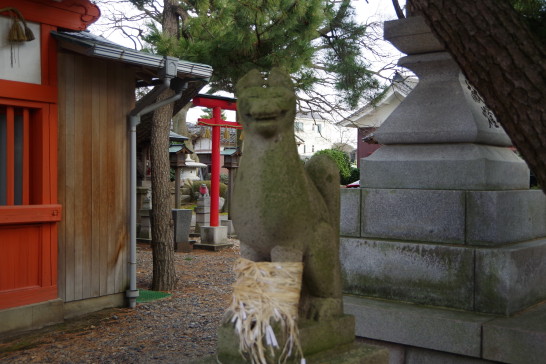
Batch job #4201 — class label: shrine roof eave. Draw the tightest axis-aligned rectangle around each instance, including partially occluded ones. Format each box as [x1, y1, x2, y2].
[51, 31, 213, 80]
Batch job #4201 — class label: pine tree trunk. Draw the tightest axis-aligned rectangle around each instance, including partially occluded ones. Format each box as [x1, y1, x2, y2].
[408, 0, 546, 193]
[172, 103, 191, 136]
[150, 89, 177, 291]
[150, 0, 180, 291]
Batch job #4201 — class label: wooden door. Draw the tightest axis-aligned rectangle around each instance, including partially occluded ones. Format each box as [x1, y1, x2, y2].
[0, 100, 61, 310]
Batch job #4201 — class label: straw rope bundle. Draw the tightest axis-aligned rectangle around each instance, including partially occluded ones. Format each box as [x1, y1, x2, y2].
[227, 258, 305, 364]
[0, 7, 35, 42]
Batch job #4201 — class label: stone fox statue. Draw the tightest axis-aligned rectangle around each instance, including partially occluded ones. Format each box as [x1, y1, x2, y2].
[232, 68, 343, 320]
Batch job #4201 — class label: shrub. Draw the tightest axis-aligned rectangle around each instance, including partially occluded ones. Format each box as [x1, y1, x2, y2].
[314, 149, 351, 182]
[342, 167, 360, 185]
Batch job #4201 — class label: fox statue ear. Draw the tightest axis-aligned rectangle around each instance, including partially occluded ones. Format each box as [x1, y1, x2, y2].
[236, 69, 264, 96]
[268, 68, 293, 90]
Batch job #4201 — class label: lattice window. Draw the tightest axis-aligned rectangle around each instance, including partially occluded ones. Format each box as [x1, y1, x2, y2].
[0, 105, 30, 205]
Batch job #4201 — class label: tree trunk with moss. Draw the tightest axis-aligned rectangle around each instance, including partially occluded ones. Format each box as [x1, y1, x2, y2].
[407, 0, 546, 193]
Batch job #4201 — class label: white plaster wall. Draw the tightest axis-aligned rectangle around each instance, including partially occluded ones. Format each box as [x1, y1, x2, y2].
[295, 116, 357, 159]
[0, 17, 41, 84]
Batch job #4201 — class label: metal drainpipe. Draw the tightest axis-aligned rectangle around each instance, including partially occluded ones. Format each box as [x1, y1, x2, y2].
[126, 57, 184, 308]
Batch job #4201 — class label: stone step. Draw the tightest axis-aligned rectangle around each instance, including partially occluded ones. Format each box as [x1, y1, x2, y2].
[344, 295, 546, 363]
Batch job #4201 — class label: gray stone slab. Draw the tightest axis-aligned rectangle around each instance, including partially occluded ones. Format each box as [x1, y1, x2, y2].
[483, 302, 546, 364]
[475, 238, 546, 315]
[344, 295, 495, 357]
[340, 188, 361, 237]
[340, 238, 474, 310]
[466, 190, 546, 246]
[172, 209, 192, 244]
[357, 338, 406, 364]
[361, 144, 529, 190]
[384, 16, 444, 54]
[361, 189, 465, 244]
[406, 347, 496, 364]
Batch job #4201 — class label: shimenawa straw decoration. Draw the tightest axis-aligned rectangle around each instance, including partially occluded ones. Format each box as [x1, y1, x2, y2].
[227, 258, 305, 364]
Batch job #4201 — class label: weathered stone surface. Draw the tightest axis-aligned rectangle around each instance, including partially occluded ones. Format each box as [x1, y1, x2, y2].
[357, 338, 406, 364]
[483, 302, 546, 364]
[232, 68, 343, 321]
[199, 225, 228, 245]
[384, 16, 444, 54]
[361, 144, 529, 190]
[210, 341, 388, 364]
[376, 53, 511, 147]
[406, 347, 496, 364]
[304, 342, 389, 364]
[172, 209, 192, 250]
[475, 238, 546, 315]
[344, 295, 494, 357]
[466, 190, 546, 245]
[217, 315, 359, 363]
[361, 189, 465, 244]
[340, 188, 361, 237]
[0, 299, 64, 336]
[341, 238, 474, 310]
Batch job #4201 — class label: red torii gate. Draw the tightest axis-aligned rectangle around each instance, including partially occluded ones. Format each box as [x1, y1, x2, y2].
[192, 95, 240, 227]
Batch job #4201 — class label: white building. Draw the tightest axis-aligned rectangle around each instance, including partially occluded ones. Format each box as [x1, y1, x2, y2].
[294, 112, 357, 161]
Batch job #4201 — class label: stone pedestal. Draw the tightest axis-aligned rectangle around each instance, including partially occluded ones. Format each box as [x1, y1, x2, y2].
[215, 315, 388, 364]
[195, 195, 210, 230]
[193, 225, 232, 251]
[340, 16, 546, 363]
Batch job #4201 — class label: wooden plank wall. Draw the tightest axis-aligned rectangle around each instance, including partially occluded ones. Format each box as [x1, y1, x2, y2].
[57, 51, 133, 302]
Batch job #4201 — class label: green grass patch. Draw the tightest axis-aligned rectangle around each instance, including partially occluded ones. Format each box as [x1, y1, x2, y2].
[137, 289, 171, 303]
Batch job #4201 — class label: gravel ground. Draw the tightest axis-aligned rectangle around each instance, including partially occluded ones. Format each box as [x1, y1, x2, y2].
[0, 240, 240, 363]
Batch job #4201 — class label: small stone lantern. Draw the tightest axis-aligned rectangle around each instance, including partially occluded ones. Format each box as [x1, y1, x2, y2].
[221, 147, 242, 219]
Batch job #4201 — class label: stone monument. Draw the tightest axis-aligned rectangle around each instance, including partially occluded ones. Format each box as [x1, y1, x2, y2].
[213, 68, 388, 363]
[340, 16, 546, 364]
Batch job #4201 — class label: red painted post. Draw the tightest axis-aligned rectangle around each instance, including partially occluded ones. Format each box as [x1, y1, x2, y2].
[210, 106, 221, 227]
[193, 95, 240, 228]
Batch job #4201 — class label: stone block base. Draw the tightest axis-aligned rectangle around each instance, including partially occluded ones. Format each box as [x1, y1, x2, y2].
[193, 242, 233, 251]
[195, 342, 388, 364]
[341, 237, 546, 315]
[215, 314, 387, 363]
[361, 144, 529, 190]
[175, 240, 195, 253]
[340, 188, 546, 246]
[199, 225, 228, 244]
[345, 295, 546, 363]
[0, 299, 64, 337]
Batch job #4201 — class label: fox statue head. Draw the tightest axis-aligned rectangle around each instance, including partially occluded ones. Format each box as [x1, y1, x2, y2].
[236, 68, 296, 139]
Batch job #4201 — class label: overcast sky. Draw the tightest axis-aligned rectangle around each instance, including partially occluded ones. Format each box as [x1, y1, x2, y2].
[89, 1, 406, 123]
